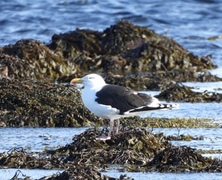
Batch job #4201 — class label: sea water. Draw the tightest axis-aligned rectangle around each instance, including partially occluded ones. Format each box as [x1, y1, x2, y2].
[0, 0, 222, 179]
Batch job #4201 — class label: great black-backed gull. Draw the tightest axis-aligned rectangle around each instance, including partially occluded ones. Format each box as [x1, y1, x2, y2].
[71, 74, 178, 140]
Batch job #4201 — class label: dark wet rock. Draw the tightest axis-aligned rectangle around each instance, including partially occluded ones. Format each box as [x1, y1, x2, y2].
[9, 166, 132, 180]
[0, 78, 102, 127]
[0, 21, 221, 129]
[146, 146, 213, 172]
[102, 70, 222, 91]
[0, 148, 51, 169]
[156, 82, 222, 102]
[48, 20, 217, 75]
[166, 134, 204, 141]
[46, 128, 169, 171]
[0, 20, 219, 87]
[121, 116, 220, 129]
[3, 153, 130, 180]
[46, 128, 222, 173]
[49, 29, 103, 56]
[0, 77, 221, 129]
[39, 166, 131, 180]
[1, 128, 222, 178]
[1, 39, 75, 81]
[122, 40, 214, 72]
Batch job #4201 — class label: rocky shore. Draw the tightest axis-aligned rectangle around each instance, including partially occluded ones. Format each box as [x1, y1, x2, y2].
[1, 128, 222, 180]
[0, 21, 222, 179]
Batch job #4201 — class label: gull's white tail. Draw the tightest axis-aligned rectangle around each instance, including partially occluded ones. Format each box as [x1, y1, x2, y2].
[159, 103, 179, 110]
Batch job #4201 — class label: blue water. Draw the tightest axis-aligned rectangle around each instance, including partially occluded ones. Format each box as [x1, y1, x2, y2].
[103, 171, 222, 180]
[0, 127, 87, 152]
[0, 0, 222, 68]
[1, 1, 222, 179]
[0, 169, 62, 180]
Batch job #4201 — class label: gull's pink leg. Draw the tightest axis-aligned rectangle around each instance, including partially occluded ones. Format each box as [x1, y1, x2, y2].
[96, 119, 114, 141]
[115, 119, 120, 134]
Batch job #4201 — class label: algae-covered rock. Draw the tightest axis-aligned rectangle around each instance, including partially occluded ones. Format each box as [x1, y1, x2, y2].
[39, 166, 131, 180]
[1, 128, 222, 177]
[48, 20, 217, 75]
[45, 128, 222, 173]
[0, 20, 219, 85]
[156, 82, 222, 102]
[0, 21, 221, 129]
[102, 70, 222, 91]
[0, 77, 221, 129]
[1, 39, 75, 81]
[0, 78, 102, 127]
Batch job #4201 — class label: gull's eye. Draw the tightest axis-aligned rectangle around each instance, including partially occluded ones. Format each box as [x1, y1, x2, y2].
[88, 76, 95, 79]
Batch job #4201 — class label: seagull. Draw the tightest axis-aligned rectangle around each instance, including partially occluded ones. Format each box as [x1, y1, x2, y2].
[71, 74, 178, 140]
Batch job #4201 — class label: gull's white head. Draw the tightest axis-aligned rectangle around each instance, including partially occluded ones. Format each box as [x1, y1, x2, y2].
[71, 74, 106, 89]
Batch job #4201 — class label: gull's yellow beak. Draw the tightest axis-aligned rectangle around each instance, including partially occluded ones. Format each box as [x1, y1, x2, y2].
[70, 78, 83, 85]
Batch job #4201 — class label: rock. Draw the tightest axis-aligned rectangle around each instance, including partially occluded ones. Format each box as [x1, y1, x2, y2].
[48, 20, 217, 75]
[156, 82, 222, 102]
[1, 39, 75, 81]
[0, 78, 102, 127]
[0, 21, 219, 86]
[1, 128, 222, 179]
[46, 128, 222, 173]
[0, 77, 221, 129]
[39, 165, 130, 180]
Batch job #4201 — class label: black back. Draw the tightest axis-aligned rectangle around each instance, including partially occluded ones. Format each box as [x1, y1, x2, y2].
[95, 85, 154, 114]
